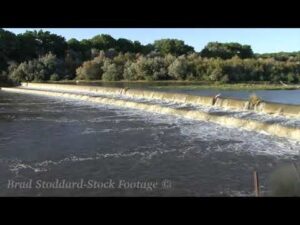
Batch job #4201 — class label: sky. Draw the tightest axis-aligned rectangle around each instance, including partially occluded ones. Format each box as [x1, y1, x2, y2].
[4, 28, 300, 54]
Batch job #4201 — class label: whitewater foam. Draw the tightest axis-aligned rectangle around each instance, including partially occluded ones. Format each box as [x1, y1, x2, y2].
[3, 87, 300, 140]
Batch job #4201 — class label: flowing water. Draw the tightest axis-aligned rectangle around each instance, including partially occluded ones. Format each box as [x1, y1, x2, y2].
[0, 90, 300, 196]
[65, 81, 300, 105]
[155, 89, 300, 105]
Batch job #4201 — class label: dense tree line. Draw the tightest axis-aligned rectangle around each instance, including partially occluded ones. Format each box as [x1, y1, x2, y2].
[200, 42, 254, 59]
[256, 52, 300, 62]
[1, 29, 300, 85]
[74, 53, 300, 83]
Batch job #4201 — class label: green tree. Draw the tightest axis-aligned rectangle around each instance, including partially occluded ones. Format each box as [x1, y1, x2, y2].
[116, 38, 135, 53]
[287, 72, 296, 83]
[20, 30, 67, 58]
[154, 39, 194, 56]
[201, 42, 254, 59]
[75, 53, 106, 80]
[0, 29, 19, 61]
[123, 61, 139, 80]
[90, 34, 116, 50]
[141, 44, 155, 55]
[50, 73, 60, 81]
[9, 53, 64, 82]
[168, 56, 190, 80]
[102, 60, 123, 81]
[105, 48, 118, 59]
[209, 67, 223, 81]
[9, 61, 36, 82]
[133, 41, 143, 53]
[135, 57, 168, 81]
[68, 38, 84, 52]
[64, 49, 83, 79]
[76, 60, 103, 80]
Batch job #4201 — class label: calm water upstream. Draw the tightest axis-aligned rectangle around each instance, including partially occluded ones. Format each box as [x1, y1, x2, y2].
[0, 91, 299, 196]
[156, 89, 300, 105]
[54, 82, 300, 105]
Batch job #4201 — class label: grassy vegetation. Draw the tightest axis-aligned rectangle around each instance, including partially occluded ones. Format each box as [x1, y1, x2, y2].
[151, 83, 299, 90]
[47, 80, 209, 84]
[0, 82, 14, 87]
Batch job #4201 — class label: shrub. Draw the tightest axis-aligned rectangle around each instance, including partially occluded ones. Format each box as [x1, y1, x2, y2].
[123, 61, 139, 81]
[168, 57, 190, 80]
[76, 60, 102, 80]
[50, 73, 60, 81]
[102, 61, 123, 81]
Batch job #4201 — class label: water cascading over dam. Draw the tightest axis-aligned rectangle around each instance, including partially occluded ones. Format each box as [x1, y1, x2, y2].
[1, 83, 300, 141]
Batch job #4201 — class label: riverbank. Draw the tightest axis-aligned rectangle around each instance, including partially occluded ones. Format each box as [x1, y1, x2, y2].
[0, 82, 13, 87]
[152, 83, 300, 91]
[0, 78, 16, 87]
[45, 80, 300, 90]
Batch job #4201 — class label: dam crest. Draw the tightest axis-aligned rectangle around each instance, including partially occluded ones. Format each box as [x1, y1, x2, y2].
[1, 83, 300, 141]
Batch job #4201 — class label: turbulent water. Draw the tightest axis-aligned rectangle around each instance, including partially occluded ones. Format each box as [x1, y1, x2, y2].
[0, 91, 300, 196]
[50, 81, 300, 105]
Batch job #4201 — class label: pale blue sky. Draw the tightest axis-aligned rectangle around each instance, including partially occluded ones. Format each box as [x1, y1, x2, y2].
[4, 28, 300, 54]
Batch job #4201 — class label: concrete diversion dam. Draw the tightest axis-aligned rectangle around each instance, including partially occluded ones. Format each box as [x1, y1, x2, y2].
[1, 83, 300, 141]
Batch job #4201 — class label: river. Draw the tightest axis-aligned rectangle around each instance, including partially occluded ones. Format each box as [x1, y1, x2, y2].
[156, 89, 300, 105]
[0, 91, 299, 196]
[69, 82, 300, 105]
